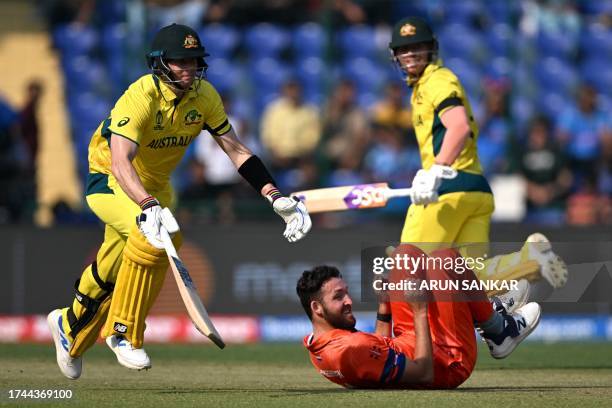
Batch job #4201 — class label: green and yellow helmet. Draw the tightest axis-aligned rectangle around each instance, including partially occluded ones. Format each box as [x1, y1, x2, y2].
[146, 23, 209, 88]
[389, 17, 438, 81]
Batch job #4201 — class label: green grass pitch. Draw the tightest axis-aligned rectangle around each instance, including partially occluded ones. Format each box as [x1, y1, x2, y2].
[1, 342, 611, 407]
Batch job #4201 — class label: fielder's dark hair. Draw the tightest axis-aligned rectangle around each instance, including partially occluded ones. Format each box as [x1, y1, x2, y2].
[296, 265, 342, 321]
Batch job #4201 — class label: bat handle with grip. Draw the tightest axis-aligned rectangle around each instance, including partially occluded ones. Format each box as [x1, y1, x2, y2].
[385, 188, 413, 199]
[159, 208, 180, 258]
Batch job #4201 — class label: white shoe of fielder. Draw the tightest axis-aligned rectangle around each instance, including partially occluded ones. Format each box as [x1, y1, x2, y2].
[106, 335, 151, 370]
[482, 302, 541, 359]
[491, 279, 531, 314]
[47, 309, 82, 380]
[525, 233, 568, 289]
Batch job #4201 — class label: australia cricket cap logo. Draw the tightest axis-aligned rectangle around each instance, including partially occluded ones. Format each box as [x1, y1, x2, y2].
[183, 34, 199, 49]
[400, 23, 416, 36]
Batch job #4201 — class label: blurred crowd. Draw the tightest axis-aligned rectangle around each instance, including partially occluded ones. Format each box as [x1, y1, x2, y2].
[0, 82, 41, 223]
[27, 0, 612, 226]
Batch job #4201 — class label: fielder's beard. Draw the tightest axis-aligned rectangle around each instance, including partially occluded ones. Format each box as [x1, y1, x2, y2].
[323, 304, 356, 331]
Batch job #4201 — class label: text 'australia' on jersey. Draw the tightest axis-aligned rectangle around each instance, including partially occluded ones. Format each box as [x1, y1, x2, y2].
[87, 75, 231, 190]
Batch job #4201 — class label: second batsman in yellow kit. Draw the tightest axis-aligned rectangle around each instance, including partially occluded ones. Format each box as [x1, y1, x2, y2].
[388, 17, 568, 291]
[47, 23, 312, 380]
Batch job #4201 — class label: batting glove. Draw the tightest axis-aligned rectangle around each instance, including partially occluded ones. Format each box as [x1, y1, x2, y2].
[270, 194, 312, 243]
[409, 165, 457, 205]
[136, 196, 179, 249]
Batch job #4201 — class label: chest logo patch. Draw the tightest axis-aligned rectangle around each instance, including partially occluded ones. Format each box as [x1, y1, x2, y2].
[154, 110, 164, 130]
[184, 109, 203, 126]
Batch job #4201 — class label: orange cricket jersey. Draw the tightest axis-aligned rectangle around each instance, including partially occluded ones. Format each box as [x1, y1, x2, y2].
[304, 329, 407, 389]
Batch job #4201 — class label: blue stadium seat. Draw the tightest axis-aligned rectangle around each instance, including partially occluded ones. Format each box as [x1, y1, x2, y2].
[580, 0, 612, 15]
[580, 57, 612, 93]
[580, 23, 612, 59]
[251, 57, 292, 96]
[486, 56, 513, 80]
[444, 0, 480, 25]
[445, 58, 482, 97]
[198, 24, 240, 58]
[438, 24, 487, 63]
[295, 57, 326, 94]
[538, 91, 570, 119]
[338, 26, 378, 59]
[342, 57, 388, 94]
[487, 23, 515, 57]
[536, 57, 579, 96]
[62, 56, 109, 94]
[206, 57, 244, 95]
[536, 31, 578, 59]
[245, 24, 289, 58]
[293, 23, 326, 57]
[510, 95, 535, 135]
[484, 0, 519, 23]
[53, 24, 98, 56]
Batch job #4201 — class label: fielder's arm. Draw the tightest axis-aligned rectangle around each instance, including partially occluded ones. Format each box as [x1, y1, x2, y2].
[374, 302, 392, 337]
[434, 106, 471, 166]
[110, 134, 149, 204]
[398, 302, 433, 384]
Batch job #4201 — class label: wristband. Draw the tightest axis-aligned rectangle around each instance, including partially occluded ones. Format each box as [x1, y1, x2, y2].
[376, 313, 392, 323]
[138, 196, 159, 211]
[266, 188, 283, 204]
[237, 155, 277, 193]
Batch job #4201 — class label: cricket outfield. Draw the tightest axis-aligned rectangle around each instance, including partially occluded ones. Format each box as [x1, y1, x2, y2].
[0, 342, 611, 407]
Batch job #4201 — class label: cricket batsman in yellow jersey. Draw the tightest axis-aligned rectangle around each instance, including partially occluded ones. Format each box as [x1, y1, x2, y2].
[47, 23, 312, 380]
[388, 17, 567, 291]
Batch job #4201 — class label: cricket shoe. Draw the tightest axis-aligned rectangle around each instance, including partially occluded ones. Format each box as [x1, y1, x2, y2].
[106, 335, 151, 370]
[47, 309, 82, 380]
[490, 279, 531, 314]
[525, 233, 568, 289]
[482, 302, 541, 359]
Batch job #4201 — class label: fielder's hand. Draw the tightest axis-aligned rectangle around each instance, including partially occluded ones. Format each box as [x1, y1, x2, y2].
[272, 196, 312, 242]
[409, 165, 457, 205]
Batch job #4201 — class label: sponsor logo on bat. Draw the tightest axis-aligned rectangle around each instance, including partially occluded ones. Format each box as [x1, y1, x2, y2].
[173, 256, 196, 290]
[343, 185, 386, 209]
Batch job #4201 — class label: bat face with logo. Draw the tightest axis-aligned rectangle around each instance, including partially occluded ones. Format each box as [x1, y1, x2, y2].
[292, 183, 413, 213]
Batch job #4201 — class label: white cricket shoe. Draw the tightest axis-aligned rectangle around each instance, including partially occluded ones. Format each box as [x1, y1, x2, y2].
[491, 279, 531, 314]
[525, 233, 568, 288]
[47, 309, 82, 380]
[482, 302, 541, 359]
[106, 335, 151, 370]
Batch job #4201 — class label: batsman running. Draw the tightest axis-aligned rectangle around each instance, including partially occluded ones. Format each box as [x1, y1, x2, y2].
[389, 17, 567, 290]
[47, 23, 311, 380]
[297, 245, 541, 389]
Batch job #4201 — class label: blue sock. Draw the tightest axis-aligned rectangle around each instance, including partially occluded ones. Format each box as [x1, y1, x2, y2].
[478, 312, 505, 335]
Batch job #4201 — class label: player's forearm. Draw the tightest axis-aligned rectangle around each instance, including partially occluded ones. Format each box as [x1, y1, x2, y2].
[374, 302, 391, 337]
[411, 309, 434, 382]
[111, 158, 150, 204]
[434, 125, 469, 166]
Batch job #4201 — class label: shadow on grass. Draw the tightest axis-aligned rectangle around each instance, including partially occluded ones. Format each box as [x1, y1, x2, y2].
[457, 385, 612, 393]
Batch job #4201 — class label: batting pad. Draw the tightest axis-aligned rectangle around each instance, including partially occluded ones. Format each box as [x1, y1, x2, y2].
[101, 226, 179, 348]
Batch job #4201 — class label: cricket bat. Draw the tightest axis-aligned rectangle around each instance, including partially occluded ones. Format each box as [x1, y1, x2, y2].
[159, 209, 225, 349]
[292, 183, 413, 213]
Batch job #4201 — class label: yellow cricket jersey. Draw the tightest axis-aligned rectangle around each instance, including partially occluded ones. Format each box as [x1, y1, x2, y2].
[410, 62, 491, 195]
[86, 74, 231, 193]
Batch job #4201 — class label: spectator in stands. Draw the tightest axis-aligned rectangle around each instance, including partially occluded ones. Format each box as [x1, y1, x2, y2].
[363, 124, 420, 188]
[556, 84, 610, 184]
[20, 80, 43, 174]
[477, 79, 513, 175]
[327, 0, 392, 26]
[321, 80, 370, 171]
[260, 79, 321, 175]
[205, 0, 312, 25]
[370, 83, 413, 139]
[519, 116, 572, 225]
[566, 174, 610, 226]
[146, 0, 208, 29]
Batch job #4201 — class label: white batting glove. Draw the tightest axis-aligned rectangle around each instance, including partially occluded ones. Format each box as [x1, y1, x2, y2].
[409, 165, 457, 205]
[271, 196, 312, 242]
[136, 197, 179, 249]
